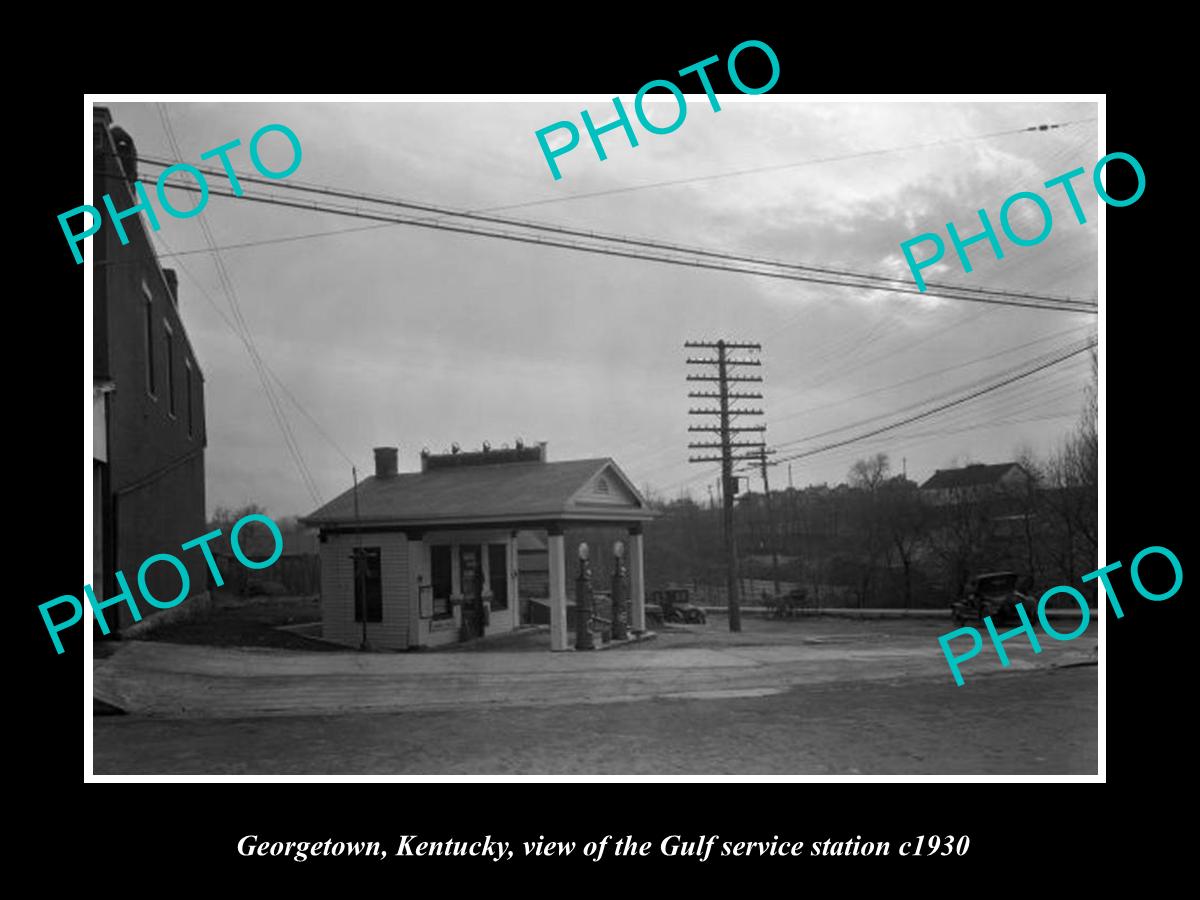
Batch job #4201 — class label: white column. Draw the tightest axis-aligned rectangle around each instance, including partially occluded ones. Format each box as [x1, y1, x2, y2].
[450, 543, 462, 627]
[630, 528, 646, 633]
[407, 536, 424, 648]
[547, 530, 569, 650]
[450, 543, 461, 595]
[480, 542, 492, 635]
[509, 534, 520, 632]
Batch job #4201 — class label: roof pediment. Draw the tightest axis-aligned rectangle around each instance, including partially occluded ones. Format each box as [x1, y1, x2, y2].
[569, 462, 648, 511]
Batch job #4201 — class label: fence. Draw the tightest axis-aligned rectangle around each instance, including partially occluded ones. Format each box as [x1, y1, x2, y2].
[213, 552, 320, 596]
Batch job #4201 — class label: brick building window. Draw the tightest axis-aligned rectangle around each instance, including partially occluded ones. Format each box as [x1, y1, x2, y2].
[163, 321, 176, 418]
[352, 547, 382, 623]
[142, 281, 156, 397]
[184, 359, 194, 437]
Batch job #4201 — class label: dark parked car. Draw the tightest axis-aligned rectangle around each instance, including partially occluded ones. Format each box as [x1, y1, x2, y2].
[765, 588, 809, 618]
[951, 571, 1033, 626]
[646, 588, 707, 625]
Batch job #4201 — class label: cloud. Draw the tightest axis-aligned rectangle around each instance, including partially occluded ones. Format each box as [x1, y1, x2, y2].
[105, 99, 1099, 513]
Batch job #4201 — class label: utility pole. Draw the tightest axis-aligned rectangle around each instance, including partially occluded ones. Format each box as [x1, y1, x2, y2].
[686, 339, 764, 633]
[352, 465, 368, 651]
[759, 447, 781, 600]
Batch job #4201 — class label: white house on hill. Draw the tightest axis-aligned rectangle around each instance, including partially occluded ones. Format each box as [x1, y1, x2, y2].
[919, 462, 1031, 506]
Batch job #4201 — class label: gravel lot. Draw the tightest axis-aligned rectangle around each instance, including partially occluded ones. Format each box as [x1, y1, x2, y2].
[96, 598, 1096, 774]
[94, 666, 1096, 775]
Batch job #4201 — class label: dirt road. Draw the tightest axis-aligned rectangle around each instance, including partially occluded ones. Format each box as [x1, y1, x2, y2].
[93, 665, 1096, 774]
[93, 615, 1097, 774]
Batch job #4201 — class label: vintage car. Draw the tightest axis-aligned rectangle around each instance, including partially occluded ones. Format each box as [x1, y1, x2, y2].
[765, 587, 810, 618]
[646, 587, 707, 626]
[951, 571, 1034, 626]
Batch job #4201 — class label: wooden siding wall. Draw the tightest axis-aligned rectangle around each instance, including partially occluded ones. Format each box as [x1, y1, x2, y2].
[318, 531, 527, 648]
[320, 533, 411, 649]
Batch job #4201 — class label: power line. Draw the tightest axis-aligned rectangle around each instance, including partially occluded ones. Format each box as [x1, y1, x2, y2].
[651, 359, 1091, 497]
[798, 370, 1093, 476]
[795, 314, 898, 383]
[147, 229, 356, 470]
[105, 117, 1098, 263]
[138, 152, 1097, 311]
[102, 137, 1099, 313]
[753, 408, 1082, 489]
[143, 175, 1097, 314]
[652, 332, 1091, 493]
[773, 336, 1095, 450]
[469, 118, 1100, 212]
[155, 107, 324, 507]
[801, 307, 998, 392]
[778, 322, 1094, 423]
[769, 340, 1096, 465]
[808, 404, 1086, 482]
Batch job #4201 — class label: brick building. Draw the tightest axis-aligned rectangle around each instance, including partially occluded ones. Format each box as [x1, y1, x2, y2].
[93, 107, 209, 632]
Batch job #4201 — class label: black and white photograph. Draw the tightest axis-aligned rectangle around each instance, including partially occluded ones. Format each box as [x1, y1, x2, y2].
[83, 94, 1101, 776]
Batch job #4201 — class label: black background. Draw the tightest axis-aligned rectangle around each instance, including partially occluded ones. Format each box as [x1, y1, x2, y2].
[21, 22, 1183, 888]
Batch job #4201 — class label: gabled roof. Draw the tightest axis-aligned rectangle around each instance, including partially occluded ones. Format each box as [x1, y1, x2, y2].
[517, 532, 548, 552]
[300, 458, 657, 528]
[920, 462, 1024, 491]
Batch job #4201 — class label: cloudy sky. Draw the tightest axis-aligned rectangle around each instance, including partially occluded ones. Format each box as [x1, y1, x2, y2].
[102, 98, 1099, 519]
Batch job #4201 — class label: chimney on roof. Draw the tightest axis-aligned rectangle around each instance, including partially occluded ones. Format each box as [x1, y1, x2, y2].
[93, 107, 114, 155]
[110, 126, 138, 182]
[163, 269, 179, 307]
[374, 446, 398, 478]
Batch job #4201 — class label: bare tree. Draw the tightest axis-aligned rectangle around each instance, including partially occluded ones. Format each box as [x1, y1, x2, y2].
[928, 483, 994, 597]
[1041, 350, 1098, 583]
[846, 454, 891, 607]
[879, 475, 927, 609]
[848, 453, 891, 492]
[210, 502, 267, 530]
[1011, 446, 1046, 587]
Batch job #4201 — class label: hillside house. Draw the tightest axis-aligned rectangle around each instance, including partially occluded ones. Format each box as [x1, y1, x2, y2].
[920, 462, 1031, 507]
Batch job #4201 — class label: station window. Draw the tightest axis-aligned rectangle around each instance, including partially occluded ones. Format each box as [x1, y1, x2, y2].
[488, 544, 508, 610]
[430, 545, 453, 619]
[353, 547, 382, 623]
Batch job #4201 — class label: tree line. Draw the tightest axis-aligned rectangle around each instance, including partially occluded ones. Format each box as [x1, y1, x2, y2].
[643, 379, 1098, 610]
